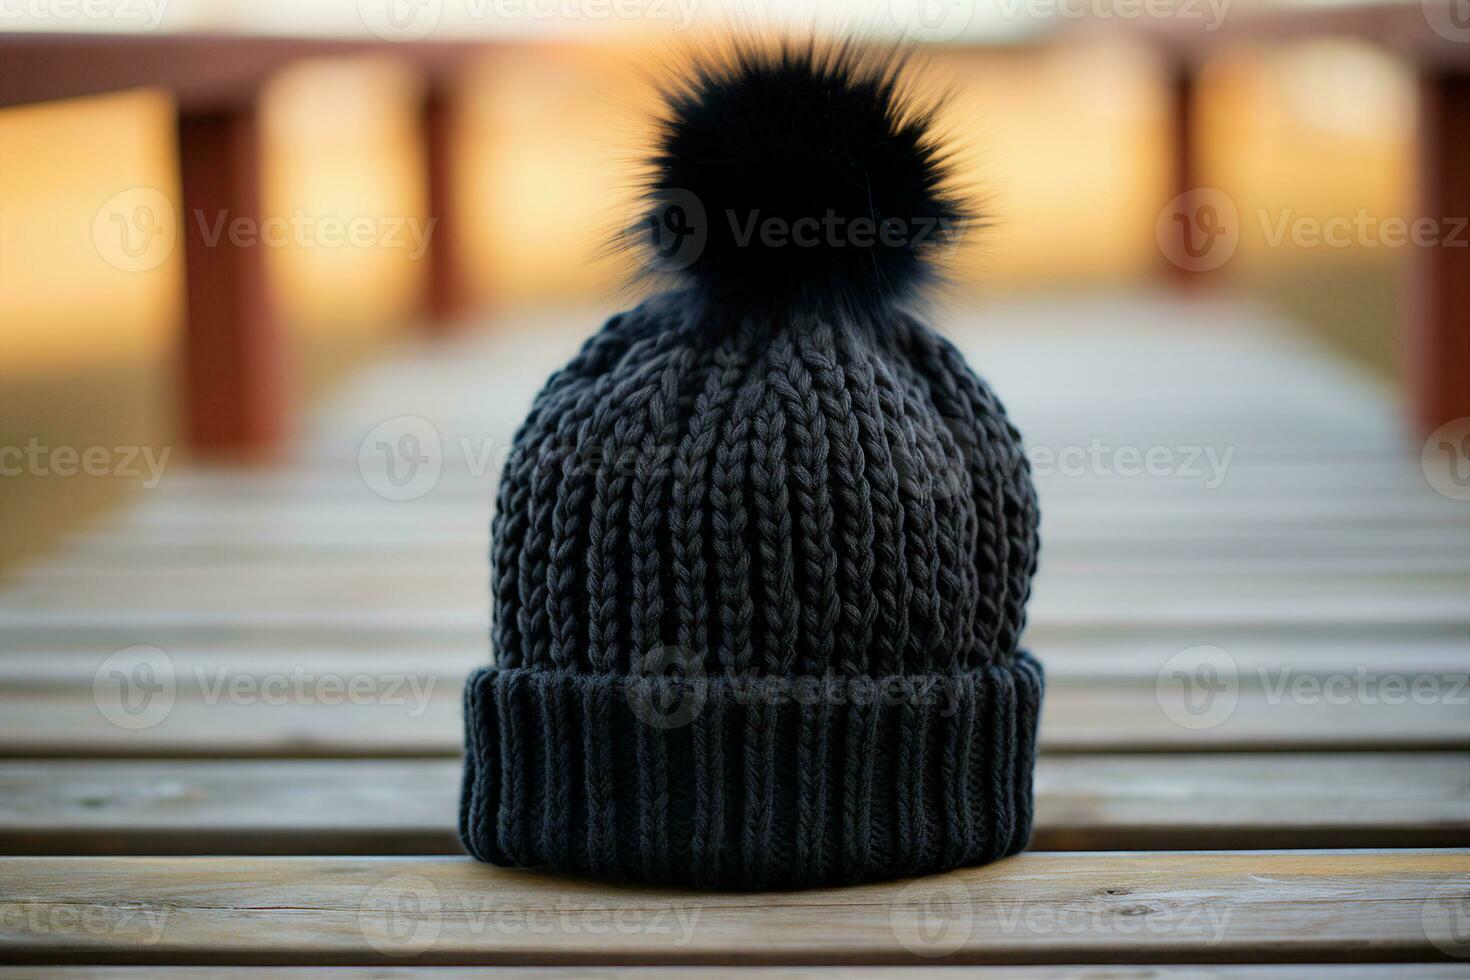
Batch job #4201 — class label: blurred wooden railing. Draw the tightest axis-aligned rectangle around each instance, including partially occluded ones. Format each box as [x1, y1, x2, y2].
[2, 12, 1467, 453]
[0, 34, 485, 453]
[1089, 1, 1470, 440]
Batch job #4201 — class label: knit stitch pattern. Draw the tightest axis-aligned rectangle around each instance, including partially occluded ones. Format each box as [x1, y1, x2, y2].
[461, 293, 1042, 888]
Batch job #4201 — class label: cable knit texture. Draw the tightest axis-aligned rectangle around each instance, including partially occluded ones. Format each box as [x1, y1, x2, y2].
[461, 294, 1042, 888]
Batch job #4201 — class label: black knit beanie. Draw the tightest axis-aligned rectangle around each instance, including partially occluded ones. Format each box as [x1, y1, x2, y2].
[460, 42, 1042, 889]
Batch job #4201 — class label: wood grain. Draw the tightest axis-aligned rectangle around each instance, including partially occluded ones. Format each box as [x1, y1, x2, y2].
[2, 851, 1464, 965]
[3, 677, 1465, 758]
[0, 754, 1463, 855]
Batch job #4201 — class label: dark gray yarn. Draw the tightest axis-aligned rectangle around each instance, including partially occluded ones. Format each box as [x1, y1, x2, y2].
[461, 293, 1042, 888]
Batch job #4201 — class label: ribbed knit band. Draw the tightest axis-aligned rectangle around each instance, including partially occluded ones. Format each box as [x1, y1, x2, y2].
[460, 651, 1042, 889]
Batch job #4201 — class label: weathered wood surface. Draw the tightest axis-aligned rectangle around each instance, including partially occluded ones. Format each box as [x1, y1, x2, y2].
[1, 302, 1465, 972]
[3, 678, 1465, 757]
[0, 754, 1463, 856]
[2, 851, 1465, 965]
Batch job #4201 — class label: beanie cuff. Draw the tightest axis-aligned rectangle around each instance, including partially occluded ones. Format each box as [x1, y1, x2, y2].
[460, 652, 1043, 889]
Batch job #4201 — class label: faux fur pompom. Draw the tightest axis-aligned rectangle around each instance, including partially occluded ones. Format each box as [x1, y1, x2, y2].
[627, 40, 971, 322]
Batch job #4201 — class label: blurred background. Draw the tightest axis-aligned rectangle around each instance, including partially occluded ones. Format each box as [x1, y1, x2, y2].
[0, 0, 1443, 571]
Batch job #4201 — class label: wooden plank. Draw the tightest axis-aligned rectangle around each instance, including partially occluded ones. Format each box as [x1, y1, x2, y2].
[5, 633, 1465, 682]
[0, 754, 1463, 856]
[1, 672, 1464, 757]
[20, 550, 1470, 580]
[3, 968, 1467, 979]
[5, 566, 1467, 614]
[59, 519, 1470, 558]
[0, 576, 1463, 633]
[98, 494, 1470, 527]
[1, 851, 1464, 964]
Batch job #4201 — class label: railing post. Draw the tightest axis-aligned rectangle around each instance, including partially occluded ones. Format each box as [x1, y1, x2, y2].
[423, 80, 470, 328]
[177, 102, 287, 453]
[1405, 69, 1470, 438]
[1162, 59, 1202, 286]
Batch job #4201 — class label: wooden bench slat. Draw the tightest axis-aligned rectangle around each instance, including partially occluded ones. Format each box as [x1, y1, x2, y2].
[0, 754, 1463, 855]
[2, 851, 1464, 965]
[1, 578, 1464, 631]
[103, 495, 1470, 526]
[1, 677, 1465, 757]
[5, 634, 1464, 679]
